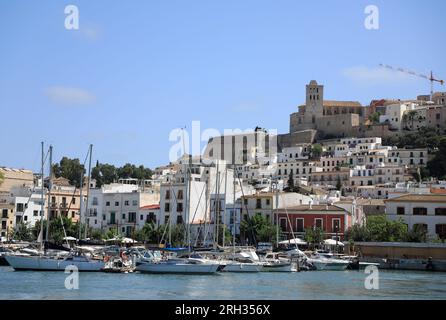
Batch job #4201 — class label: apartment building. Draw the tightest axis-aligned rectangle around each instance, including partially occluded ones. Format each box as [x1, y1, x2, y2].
[274, 204, 351, 241]
[385, 194, 446, 240]
[87, 183, 159, 236]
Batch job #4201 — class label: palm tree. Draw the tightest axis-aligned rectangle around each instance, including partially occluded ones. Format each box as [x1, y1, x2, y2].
[407, 110, 418, 130]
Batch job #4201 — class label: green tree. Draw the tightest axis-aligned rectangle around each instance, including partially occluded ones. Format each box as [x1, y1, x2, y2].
[346, 215, 411, 242]
[311, 144, 323, 160]
[368, 111, 381, 124]
[304, 228, 325, 249]
[12, 223, 34, 241]
[91, 163, 118, 187]
[287, 172, 295, 191]
[336, 176, 342, 191]
[427, 136, 446, 179]
[52, 157, 85, 188]
[240, 214, 277, 245]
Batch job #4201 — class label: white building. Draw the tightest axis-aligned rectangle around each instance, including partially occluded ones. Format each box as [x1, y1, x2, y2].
[87, 183, 159, 236]
[385, 194, 446, 240]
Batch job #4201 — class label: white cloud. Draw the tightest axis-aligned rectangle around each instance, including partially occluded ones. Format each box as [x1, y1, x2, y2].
[82, 25, 102, 41]
[44, 86, 96, 106]
[341, 66, 412, 84]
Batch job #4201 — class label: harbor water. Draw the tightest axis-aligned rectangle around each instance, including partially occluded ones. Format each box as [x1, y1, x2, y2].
[1, 266, 445, 300]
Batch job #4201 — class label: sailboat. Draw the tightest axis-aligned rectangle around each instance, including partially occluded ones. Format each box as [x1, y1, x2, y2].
[6, 144, 105, 272]
[136, 153, 223, 274]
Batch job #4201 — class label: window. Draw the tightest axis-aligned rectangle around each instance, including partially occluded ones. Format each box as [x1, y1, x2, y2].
[125, 200, 129, 206]
[128, 212, 136, 223]
[177, 216, 183, 224]
[177, 190, 183, 200]
[177, 203, 183, 212]
[33, 210, 38, 216]
[106, 201, 110, 206]
[102, 214, 106, 221]
[164, 203, 170, 212]
[165, 190, 171, 200]
[256, 199, 262, 209]
[397, 207, 405, 215]
[315, 218, 323, 229]
[72, 197, 76, 204]
[244, 199, 248, 206]
[435, 208, 446, 216]
[132, 200, 138, 206]
[164, 216, 170, 224]
[295, 218, 304, 232]
[110, 212, 116, 224]
[332, 219, 341, 233]
[413, 207, 427, 216]
[115, 201, 119, 207]
[122, 213, 126, 220]
[436, 224, 446, 239]
[2, 209, 8, 218]
[92, 197, 98, 205]
[16, 203, 24, 212]
[140, 214, 144, 221]
[71, 212, 75, 218]
[279, 218, 287, 232]
[266, 199, 270, 206]
[148, 212, 156, 223]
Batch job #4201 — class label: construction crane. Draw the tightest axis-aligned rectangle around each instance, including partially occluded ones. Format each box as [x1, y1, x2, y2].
[379, 63, 444, 101]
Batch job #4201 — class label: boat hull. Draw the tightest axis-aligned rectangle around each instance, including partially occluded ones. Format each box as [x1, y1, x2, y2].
[136, 262, 222, 274]
[222, 263, 261, 273]
[5, 255, 105, 272]
[309, 260, 349, 271]
[261, 262, 296, 272]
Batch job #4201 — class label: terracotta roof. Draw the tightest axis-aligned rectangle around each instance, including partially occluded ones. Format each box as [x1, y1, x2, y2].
[385, 194, 446, 203]
[275, 205, 344, 212]
[323, 100, 362, 108]
[140, 204, 160, 210]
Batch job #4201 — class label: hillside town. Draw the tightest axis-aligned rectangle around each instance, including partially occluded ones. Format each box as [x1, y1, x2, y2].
[2, 80, 446, 248]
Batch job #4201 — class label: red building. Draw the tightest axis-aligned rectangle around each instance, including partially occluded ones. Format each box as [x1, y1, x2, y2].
[274, 205, 351, 241]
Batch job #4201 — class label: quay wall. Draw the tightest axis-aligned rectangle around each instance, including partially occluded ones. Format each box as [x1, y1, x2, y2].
[347, 242, 446, 260]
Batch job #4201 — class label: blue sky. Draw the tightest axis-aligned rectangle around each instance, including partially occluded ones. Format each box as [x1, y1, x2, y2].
[1, 0, 445, 172]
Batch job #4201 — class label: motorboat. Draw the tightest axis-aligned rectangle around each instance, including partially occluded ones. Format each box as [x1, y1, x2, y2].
[261, 252, 297, 272]
[306, 251, 350, 271]
[5, 250, 105, 271]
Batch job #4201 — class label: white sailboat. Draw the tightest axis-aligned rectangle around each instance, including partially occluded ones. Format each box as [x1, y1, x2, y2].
[6, 144, 105, 272]
[136, 154, 223, 275]
[135, 250, 223, 274]
[5, 251, 104, 271]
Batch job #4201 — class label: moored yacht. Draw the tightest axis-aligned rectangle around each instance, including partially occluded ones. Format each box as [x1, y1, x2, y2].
[5, 251, 105, 271]
[306, 251, 350, 271]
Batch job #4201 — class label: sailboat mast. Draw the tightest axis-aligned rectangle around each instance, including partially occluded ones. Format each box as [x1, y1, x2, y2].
[232, 164, 236, 253]
[45, 145, 52, 243]
[84, 144, 93, 239]
[78, 168, 84, 240]
[222, 167, 227, 248]
[39, 142, 45, 252]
